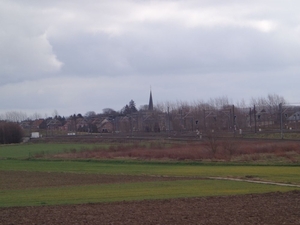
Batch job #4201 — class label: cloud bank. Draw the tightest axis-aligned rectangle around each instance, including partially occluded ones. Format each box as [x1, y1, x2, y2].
[1, 0, 300, 116]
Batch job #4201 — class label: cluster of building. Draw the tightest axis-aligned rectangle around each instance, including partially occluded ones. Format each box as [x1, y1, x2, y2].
[20, 91, 170, 136]
[18, 91, 300, 137]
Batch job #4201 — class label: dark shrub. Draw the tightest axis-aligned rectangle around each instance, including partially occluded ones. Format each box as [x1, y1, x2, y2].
[0, 122, 24, 144]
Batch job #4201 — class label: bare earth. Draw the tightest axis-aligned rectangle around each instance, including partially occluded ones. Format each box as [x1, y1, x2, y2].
[1, 191, 299, 225]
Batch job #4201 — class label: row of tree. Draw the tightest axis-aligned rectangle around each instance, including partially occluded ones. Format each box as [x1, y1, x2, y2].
[153, 94, 286, 113]
[0, 94, 288, 122]
[0, 94, 291, 144]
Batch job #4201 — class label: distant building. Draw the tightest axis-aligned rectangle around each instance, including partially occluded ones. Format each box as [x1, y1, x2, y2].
[31, 132, 40, 138]
[287, 111, 300, 121]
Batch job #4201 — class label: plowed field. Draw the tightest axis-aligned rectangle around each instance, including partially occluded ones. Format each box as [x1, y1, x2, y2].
[1, 191, 300, 225]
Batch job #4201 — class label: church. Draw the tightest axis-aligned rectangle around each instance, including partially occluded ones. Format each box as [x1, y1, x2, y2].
[98, 90, 168, 133]
[127, 90, 167, 133]
[148, 89, 153, 111]
[119, 90, 167, 133]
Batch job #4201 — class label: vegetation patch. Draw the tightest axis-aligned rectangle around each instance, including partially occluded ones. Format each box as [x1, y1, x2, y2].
[0, 143, 110, 159]
[0, 179, 298, 207]
[41, 139, 300, 163]
[0, 122, 23, 144]
[1, 159, 300, 184]
[2, 139, 300, 163]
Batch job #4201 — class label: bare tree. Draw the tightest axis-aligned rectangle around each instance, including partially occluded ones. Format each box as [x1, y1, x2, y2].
[5, 111, 27, 122]
[155, 101, 168, 113]
[251, 94, 286, 118]
[250, 94, 286, 108]
[139, 105, 149, 111]
[31, 112, 42, 120]
[235, 98, 247, 108]
[85, 111, 97, 118]
[102, 108, 117, 115]
[52, 110, 59, 118]
[208, 96, 231, 109]
[204, 131, 220, 159]
[268, 93, 286, 105]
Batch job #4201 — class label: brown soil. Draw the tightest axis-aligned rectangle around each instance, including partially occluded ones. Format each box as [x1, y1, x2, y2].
[1, 191, 300, 225]
[0, 171, 198, 190]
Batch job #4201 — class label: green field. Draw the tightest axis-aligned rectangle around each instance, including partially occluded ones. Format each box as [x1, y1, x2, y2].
[1, 159, 300, 184]
[0, 143, 108, 159]
[0, 179, 297, 207]
[0, 142, 299, 207]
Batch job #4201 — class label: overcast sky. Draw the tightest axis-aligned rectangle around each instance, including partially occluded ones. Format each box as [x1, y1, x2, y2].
[1, 0, 300, 117]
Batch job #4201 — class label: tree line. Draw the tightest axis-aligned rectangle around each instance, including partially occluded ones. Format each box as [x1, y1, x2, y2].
[0, 94, 291, 144]
[0, 94, 287, 122]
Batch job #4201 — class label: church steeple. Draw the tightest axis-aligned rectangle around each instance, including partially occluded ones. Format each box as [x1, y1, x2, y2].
[148, 89, 153, 111]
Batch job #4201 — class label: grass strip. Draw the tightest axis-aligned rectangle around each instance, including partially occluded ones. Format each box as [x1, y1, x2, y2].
[0, 143, 109, 159]
[1, 159, 300, 184]
[0, 179, 298, 207]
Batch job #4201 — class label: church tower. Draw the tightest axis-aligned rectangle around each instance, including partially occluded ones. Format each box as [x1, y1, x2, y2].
[148, 89, 153, 111]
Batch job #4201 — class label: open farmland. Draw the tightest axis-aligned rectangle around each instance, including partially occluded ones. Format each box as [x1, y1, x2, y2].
[0, 139, 300, 224]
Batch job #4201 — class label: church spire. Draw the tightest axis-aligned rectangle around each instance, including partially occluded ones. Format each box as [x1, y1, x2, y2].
[148, 88, 153, 111]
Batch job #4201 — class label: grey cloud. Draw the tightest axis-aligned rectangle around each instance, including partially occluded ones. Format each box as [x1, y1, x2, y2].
[20, 28, 300, 85]
[1, 0, 300, 116]
[0, 1, 63, 84]
[51, 23, 299, 78]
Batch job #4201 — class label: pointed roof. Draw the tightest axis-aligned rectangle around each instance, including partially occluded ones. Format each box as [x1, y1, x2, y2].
[148, 89, 153, 111]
